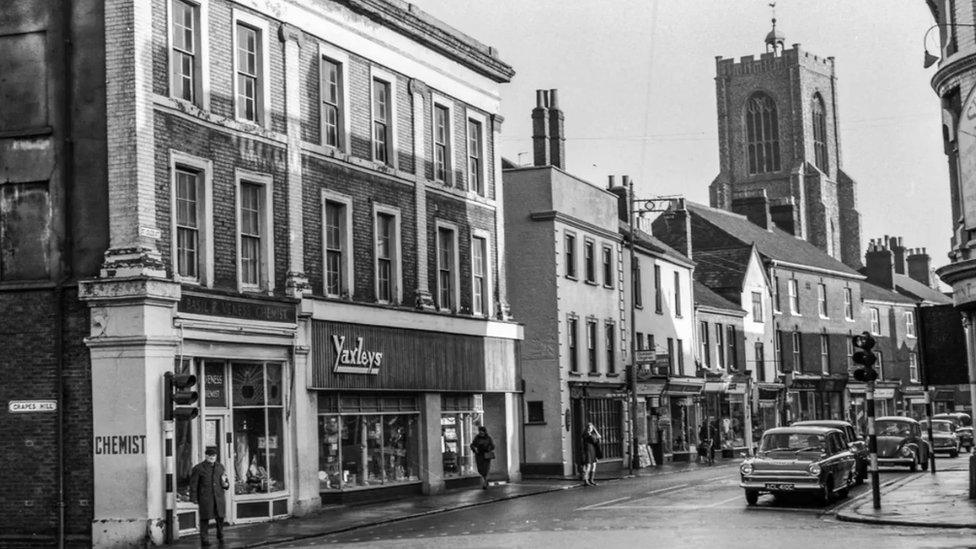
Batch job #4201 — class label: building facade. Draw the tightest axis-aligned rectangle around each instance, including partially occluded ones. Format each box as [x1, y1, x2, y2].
[926, 0, 976, 419]
[710, 22, 863, 269]
[3, 0, 522, 545]
[504, 91, 629, 477]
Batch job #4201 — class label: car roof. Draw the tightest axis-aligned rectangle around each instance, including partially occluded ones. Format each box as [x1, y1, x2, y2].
[921, 419, 954, 424]
[792, 420, 852, 428]
[876, 416, 918, 423]
[934, 413, 970, 419]
[762, 426, 841, 436]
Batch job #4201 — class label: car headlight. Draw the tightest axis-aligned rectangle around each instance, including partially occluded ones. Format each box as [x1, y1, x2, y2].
[808, 463, 821, 476]
[740, 462, 754, 475]
[899, 445, 913, 457]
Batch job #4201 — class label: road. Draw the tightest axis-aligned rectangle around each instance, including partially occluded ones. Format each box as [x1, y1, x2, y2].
[271, 456, 975, 549]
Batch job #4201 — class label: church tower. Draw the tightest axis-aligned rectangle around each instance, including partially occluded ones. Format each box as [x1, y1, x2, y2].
[710, 17, 863, 269]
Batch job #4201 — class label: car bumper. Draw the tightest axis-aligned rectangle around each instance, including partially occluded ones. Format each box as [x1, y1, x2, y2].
[740, 478, 822, 492]
[877, 457, 914, 466]
[931, 446, 957, 454]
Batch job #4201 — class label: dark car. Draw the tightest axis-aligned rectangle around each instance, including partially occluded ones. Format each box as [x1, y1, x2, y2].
[875, 416, 930, 471]
[793, 420, 868, 484]
[739, 426, 857, 506]
[921, 419, 961, 458]
[934, 413, 973, 452]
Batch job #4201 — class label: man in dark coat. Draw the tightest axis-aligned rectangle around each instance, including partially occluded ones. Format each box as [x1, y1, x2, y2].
[189, 447, 229, 546]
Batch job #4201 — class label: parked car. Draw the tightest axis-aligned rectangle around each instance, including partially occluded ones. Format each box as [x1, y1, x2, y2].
[920, 419, 961, 458]
[934, 413, 973, 452]
[739, 426, 857, 506]
[793, 420, 868, 485]
[874, 416, 929, 471]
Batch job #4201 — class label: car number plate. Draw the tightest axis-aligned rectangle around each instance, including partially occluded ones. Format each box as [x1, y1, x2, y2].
[765, 483, 794, 491]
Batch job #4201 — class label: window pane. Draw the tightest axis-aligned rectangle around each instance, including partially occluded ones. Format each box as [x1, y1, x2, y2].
[232, 408, 268, 493]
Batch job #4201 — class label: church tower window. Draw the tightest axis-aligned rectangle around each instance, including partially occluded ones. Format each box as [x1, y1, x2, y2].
[746, 93, 781, 174]
[812, 93, 829, 172]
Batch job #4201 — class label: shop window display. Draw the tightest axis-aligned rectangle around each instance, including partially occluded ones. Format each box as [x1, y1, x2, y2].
[232, 363, 286, 495]
[441, 412, 482, 477]
[318, 413, 420, 490]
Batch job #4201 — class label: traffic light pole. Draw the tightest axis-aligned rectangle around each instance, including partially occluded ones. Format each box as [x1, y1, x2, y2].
[925, 390, 937, 474]
[163, 419, 176, 543]
[866, 381, 881, 510]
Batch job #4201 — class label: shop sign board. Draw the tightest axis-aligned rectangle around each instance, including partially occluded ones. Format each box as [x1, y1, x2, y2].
[8, 399, 57, 413]
[634, 350, 656, 364]
[332, 335, 382, 374]
[178, 292, 297, 323]
[473, 394, 484, 412]
[874, 388, 896, 399]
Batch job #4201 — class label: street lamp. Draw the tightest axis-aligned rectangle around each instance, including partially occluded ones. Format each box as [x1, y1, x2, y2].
[922, 23, 976, 68]
[625, 177, 684, 474]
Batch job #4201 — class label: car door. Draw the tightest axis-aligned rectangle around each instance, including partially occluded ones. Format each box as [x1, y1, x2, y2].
[831, 432, 855, 484]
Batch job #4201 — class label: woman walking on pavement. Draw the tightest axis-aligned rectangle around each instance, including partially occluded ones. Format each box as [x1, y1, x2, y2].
[581, 422, 602, 486]
[470, 425, 495, 489]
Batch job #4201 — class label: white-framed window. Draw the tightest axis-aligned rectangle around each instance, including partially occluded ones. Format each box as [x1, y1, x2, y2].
[751, 291, 763, 321]
[583, 238, 596, 283]
[370, 67, 398, 168]
[700, 321, 710, 368]
[169, 151, 213, 286]
[789, 279, 799, 314]
[319, 43, 350, 152]
[169, 0, 210, 108]
[906, 310, 916, 338]
[564, 231, 577, 279]
[818, 283, 828, 317]
[820, 333, 830, 374]
[605, 322, 616, 374]
[232, 9, 270, 126]
[435, 221, 460, 311]
[846, 333, 854, 370]
[602, 245, 614, 289]
[870, 307, 881, 335]
[431, 94, 455, 185]
[373, 204, 402, 304]
[909, 352, 919, 382]
[586, 319, 598, 373]
[321, 190, 353, 298]
[235, 170, 274, 292]
[844, 287, 854, 320]
[466, 110, 489, 196]
[773, 275, 781, 312]
[470, 230, 492, 317]
[876, 350, 885, 380]
[567, 315, 579, 373]
[715, 323, 725, 370]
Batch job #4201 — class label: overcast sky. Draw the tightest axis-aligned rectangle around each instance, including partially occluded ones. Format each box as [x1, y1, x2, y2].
[412, 0, 951, 271]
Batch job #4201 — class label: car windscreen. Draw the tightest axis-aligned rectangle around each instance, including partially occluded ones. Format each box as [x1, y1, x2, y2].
[875, 420, 912, 437]
[922, 421, 954, 433]
[760, 432, 826, 453]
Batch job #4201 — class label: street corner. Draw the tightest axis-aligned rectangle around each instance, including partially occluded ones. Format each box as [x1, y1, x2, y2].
[835, 471, 976, 529]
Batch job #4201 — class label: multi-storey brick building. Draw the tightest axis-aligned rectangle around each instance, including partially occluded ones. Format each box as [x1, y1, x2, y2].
[710, 21, 863, 270]
[5, 0, 522, 545]
[653, 201, 866, 426]
[504, 91, 630, 477]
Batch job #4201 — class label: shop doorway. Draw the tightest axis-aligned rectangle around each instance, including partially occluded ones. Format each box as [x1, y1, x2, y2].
[204, 414, 233, 522]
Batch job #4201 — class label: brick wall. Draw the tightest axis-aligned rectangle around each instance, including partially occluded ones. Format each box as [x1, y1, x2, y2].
[0, 289, 93, 545]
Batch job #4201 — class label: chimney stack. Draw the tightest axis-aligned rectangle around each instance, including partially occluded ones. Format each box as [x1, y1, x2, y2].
[864, 239, 895, 290]
[531, 90, 550, 167]
[607, 175, 629, 223]
[607, 175, 615, 190]
[547, 89, 566, 169]
[906, 247, 932, 287]
[891, 236, 906, 275]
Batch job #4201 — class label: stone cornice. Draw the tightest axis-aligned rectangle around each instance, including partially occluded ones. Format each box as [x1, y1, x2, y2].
[931, 52, 976, 95]
[333, 0, 515, 83]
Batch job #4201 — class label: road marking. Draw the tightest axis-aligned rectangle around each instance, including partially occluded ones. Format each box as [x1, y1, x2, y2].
[647, 483, 690, 495]
[703, 475, 729, 482]
[575, 496, 632, 511]
[703, 494, 742, 507]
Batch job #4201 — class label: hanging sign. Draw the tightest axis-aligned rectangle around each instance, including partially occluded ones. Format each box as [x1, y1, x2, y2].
[332, 335, 383, 374]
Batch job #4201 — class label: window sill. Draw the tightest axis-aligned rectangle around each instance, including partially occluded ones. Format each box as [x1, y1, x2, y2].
[524, 421, 547, 426]
[587, 372, 602, 377]
[584, 280, 598, 286]
[565, 275, 579, 282]
[605, 373, 620, 378]
[655, 309, 663, 315]
[819, 315, 830, 320]
[603, 284, 614, 290]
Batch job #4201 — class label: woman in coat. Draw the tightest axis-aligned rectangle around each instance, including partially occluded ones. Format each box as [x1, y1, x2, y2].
[470, 426, 495, 489]
[189, 447, 229, 546]
[581, 422, 602, 486]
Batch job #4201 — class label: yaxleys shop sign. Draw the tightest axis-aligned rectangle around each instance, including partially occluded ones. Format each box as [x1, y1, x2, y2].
[310, 320, 517, 392]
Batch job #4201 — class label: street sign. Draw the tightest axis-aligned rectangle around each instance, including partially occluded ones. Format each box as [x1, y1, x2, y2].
[634, 350, 656, 363]
[8, 400, 57, 413]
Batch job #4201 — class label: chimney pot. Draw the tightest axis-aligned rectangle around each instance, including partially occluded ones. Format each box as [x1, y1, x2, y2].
[532, 90, 551, 166]
[622, 175, 631, 187]
[607, 175, 616, 189]
[549, 89, 559, 109]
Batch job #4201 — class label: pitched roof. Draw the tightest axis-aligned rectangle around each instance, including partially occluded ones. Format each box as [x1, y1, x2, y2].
[694, 280, 745, 313]
[621, 221, 695, 268]
[860, 280, 916, 305]
[894, 274, 952, 305]
[693, 247, 751, 293]
[686, 202, 862, 278]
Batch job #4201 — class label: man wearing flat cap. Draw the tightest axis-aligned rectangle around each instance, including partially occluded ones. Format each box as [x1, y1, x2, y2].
[189, 447, 229, 546]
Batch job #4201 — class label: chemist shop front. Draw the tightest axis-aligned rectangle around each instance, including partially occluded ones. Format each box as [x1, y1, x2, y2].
[309, 316, 521, 503]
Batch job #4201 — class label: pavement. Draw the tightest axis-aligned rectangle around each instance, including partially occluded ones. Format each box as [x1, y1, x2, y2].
[172, 458, 737, 548]
[836, 459, 976, 528]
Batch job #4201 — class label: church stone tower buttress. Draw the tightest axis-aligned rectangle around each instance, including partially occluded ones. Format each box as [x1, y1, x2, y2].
[710, 19, 863, 269]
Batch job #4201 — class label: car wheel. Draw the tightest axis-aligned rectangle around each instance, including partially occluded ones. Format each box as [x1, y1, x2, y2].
[951, 449, 959, 458]
[745, 489, 759, 506]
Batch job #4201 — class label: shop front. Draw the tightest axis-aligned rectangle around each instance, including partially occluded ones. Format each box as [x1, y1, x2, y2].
[665, 377, 704, 462]
[308, 313, 521, 503]
[788, 375, 846, 422]
[638, 379, 668, 466]
[569, 384, 628, 473]
[902, 385, 929, 420]
[754, 383, 785, 440]
[703, 379, 750, 456]
[847, 382, 898, 436]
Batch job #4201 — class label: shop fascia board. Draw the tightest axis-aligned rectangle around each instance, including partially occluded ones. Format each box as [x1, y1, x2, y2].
[304, 298, 523, 340]
[174, 314, 298, 345]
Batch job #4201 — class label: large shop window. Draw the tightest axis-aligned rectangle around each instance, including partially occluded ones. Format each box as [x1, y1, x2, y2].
[441, 394, 485, 478]
[232, 363, 286, 495]
[318, 395, 421, 491]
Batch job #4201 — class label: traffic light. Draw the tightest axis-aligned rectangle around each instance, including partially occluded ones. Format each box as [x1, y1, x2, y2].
[851, 332, 878, 382]
[164, 371, 199, 421]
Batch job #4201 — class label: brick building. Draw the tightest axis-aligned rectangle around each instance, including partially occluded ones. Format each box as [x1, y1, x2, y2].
[0, 2, 108, 546]
[710, 20, 863, 270]
[504, 91, 630, 477]
[5, 0, 522, 545]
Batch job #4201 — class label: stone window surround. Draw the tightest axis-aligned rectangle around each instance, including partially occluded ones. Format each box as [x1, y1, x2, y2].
[231, 8, 272, 128]
[373, 202, 404, 305]
[234, 169, 275, 294]
[320, 189, 354, 299]
[169, 150, 214, 287]
[167, 0, 211, 110]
